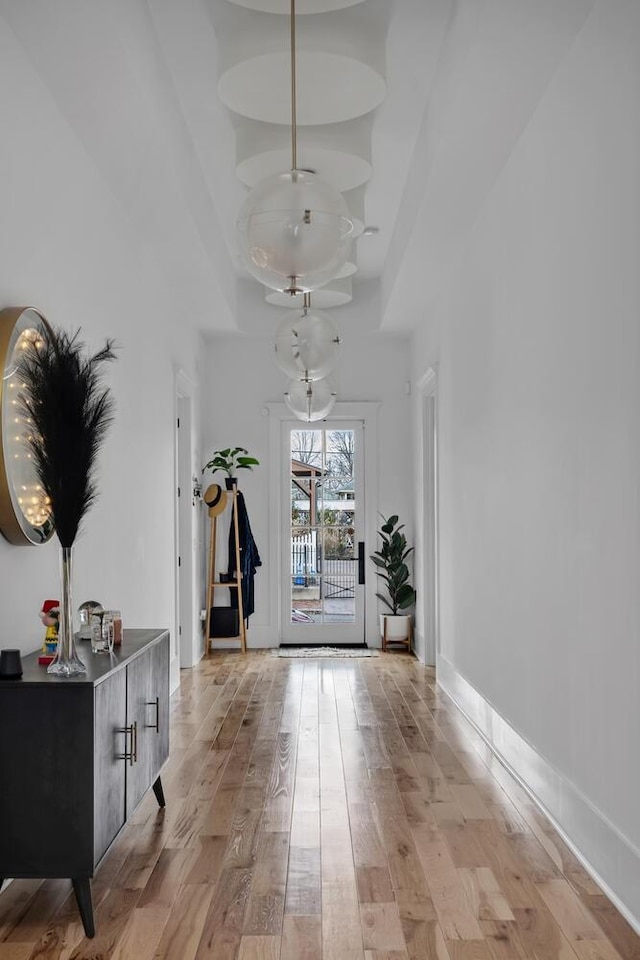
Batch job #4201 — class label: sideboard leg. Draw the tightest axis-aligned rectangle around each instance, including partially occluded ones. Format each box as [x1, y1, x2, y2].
[152, 775, 166, 808]
[72, 878, 95, 938]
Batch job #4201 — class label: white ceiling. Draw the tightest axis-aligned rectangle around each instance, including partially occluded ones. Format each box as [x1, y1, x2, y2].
[0, 0, 594, 335]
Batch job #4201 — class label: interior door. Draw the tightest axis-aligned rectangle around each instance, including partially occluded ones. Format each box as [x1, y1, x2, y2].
[281, 420, 365, 644]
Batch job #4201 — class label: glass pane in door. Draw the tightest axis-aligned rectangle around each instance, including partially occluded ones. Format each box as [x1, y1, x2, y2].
[289, 427, 356, 626]
[321, 526, 355, 623]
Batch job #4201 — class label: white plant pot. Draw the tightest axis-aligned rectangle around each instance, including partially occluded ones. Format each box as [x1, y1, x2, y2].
[379, 614, 412, 647]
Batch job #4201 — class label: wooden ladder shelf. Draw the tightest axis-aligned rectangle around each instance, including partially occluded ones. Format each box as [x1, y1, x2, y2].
[205, 484, 246, 654]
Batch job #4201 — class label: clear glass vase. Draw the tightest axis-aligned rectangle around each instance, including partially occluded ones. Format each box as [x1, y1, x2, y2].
[47, 545, 86, 677]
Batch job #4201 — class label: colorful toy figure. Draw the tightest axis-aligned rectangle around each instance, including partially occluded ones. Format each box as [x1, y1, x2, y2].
[40, 599, 60, 654]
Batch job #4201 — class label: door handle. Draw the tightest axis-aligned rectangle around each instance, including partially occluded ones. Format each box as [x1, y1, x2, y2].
[118, 723, 137, 766]
[358, 542, 365, 585]
[146, 697, 160, 732]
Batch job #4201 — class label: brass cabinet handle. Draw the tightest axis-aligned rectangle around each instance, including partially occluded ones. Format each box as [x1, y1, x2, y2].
[145, 697, 160, 732]
[131, 720, 138, 765]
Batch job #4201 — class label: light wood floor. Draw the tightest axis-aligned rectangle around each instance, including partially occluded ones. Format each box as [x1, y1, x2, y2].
[1, 651, 639, 959]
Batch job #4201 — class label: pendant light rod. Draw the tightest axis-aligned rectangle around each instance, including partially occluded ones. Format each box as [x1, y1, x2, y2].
[290, 0, 297, 171]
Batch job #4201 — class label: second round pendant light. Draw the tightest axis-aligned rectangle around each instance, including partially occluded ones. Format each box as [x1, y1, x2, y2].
[273, 293, 341, 381]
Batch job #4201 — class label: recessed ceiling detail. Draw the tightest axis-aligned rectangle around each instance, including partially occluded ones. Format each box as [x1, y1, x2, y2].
[266, 277, 353, 308]
[334, 250, 357, 279]
[226, 0, 366, 12]
[234, 116, 373, 192]
[219, 53, 386, 125]
[344, 184, 365, 239]
[236, 147, 371, 193]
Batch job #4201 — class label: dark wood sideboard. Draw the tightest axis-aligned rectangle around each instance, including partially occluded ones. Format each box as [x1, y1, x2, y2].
[0, 628, 170, 938]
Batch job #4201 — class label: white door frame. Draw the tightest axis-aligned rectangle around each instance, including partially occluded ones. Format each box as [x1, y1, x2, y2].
[267, 402, 380, 646]
[174, 370, 197, 677]
[417, 367, 439, 665]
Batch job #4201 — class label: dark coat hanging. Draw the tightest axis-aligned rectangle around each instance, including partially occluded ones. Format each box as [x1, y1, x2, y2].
[227, 490, 261, 621]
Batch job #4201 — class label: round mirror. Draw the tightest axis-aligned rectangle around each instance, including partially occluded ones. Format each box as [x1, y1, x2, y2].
[0, 307, 55, 545]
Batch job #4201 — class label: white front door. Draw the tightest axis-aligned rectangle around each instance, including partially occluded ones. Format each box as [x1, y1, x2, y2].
[281, 421, 365, 644]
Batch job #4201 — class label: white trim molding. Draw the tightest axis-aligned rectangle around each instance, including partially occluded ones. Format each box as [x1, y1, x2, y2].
[415, 365, 439, 665]
[173, 368, 198, 689]
[416, 367, 438, 395]
[437, 655, 640, 935]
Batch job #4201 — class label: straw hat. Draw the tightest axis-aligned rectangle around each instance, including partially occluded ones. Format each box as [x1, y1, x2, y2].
[203, 483, 228, 518]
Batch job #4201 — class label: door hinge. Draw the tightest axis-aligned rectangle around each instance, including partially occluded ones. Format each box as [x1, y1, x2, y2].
[177, 486, 181, 497]
[177, 417, 180, 428]
[178, 556, 181, 567]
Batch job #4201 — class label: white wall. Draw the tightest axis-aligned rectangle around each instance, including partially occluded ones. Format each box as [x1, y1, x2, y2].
[201, 332, 413, 647]
[0, 17, 205, 688]
[412, 0, 640, 926]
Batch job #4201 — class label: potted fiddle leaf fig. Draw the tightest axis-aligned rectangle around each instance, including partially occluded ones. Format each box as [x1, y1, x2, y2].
[370, 514, 416, 649]
[202, 446, 259, 489]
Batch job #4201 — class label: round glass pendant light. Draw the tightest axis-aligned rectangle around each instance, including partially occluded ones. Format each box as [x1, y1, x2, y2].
[273, 301, 341, 381]
[284, 377, 337, 422]
[237, 170, 352, 295]
[235, 0, 353, 295]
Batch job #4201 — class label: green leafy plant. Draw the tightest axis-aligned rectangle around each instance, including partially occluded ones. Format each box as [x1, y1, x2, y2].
[202, 446, 259, 478]
[370, 514, 416, 614]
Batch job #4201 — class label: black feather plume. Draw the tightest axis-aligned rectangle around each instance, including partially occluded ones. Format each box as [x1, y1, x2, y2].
[16, 326, 116, 548]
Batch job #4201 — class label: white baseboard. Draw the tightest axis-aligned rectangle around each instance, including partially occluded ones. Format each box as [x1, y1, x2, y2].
[437, 654, 640, 935]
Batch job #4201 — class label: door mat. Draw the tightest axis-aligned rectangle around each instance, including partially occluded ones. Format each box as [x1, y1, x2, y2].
[275, 647, 379, 658]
